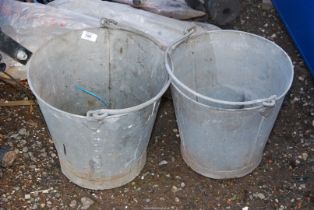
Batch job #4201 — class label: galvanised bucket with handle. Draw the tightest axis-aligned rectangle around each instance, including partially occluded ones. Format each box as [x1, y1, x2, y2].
[28, 24, 170, 189]
[166, 30, 294, 178]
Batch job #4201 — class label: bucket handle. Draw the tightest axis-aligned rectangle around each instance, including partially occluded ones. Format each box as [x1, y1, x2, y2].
[86, 109, 110, 121]
[165, 32, 277, 108]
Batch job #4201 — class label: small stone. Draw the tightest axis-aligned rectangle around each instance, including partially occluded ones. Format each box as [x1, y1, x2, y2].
[80, 197, 94, 210]
[42, 189, 49, 194]
[180, 182, 186, 188]
[175, 197, 180, 203]
[270, 33, 277, 39]
[173, 129, 178, 133]
[22, 147, 28, 153]
[69, 200, 77, 208]
[171, 186, 179, 193]
[298, 76, 305, 81]
[302, 153, 308, 161]
[18, 128, 29, 136]
[32, 191, 39, 197]
[159, 160, 168, 166]
[278, 205, 285, 210]
[254, 193, 266, 200]
[312, 120, 314, 127]
[145, 198, 151, 203]
[40, 203, 46, 208]
[31, 204, 38, 210]
[242, 207, 249, 210]
[25, 194, 31, 200]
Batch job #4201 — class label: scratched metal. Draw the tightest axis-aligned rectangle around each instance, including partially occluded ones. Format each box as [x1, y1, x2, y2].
[28, 27, 169, 189]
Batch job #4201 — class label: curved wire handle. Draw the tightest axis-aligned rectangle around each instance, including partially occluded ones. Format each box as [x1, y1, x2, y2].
[165, 30, 277, 108]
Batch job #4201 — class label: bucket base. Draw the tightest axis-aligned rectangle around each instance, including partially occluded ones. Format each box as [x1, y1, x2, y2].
[181, 144, 262, 179]
[59, 151, 146, 190]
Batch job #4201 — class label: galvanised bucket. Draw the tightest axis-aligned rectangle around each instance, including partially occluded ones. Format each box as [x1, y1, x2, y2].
[166, 30, 294, 178]
[28, 26, 169, 189]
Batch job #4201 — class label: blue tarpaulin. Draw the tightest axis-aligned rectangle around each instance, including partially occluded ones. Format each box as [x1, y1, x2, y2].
[272, 0, 314, 78]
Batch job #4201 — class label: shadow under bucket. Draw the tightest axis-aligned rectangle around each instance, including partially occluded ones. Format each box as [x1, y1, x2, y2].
[166, 30, 294, 179]
[28, 27, 169, 189]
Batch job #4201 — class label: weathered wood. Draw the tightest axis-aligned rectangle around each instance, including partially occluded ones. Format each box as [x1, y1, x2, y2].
[0, 100, 35, 107]
[0, 146, 17, 168]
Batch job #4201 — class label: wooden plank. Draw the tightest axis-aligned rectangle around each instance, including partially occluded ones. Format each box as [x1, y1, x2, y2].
[0, 100, 35, 107]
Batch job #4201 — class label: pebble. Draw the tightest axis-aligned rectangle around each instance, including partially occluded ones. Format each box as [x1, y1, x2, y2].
[270, 33, 277, 39]
[302, 153, 308, 161]
[42, 189, 49, 194]
[31, 204, 38, 210]
[171, 186, 180, 193]
[18, 128, 29, 136]
[69, 200, 77, 208]
[10, 133, 21, 140]
[175, 197, 180, 203]
[312, 120, 314, 127]
[22, 147, 28, 153]
[25, 194, 31, 200]
[159, 160, 168, 166]
[253, 192, 266, 200]
[278, 205, 285, 210]
[180, 182, 186, 188]
[80, 197, 94, 209]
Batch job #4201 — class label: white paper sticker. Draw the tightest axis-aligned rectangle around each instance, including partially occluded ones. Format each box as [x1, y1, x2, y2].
[81, 31, 97, 42]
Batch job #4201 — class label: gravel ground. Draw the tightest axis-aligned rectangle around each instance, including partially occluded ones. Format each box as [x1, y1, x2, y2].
[1, 0, 314, 209]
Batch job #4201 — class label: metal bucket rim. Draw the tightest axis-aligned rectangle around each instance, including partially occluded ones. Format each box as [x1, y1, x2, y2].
[28, 27, 170, 119]
[165, 30, 294, 107]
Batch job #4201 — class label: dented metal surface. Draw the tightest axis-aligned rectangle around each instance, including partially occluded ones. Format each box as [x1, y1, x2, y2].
[28, 27, 169, 189]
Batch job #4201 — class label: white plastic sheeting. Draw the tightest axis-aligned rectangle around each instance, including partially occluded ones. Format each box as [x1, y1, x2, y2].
[0, 0, 219, 79]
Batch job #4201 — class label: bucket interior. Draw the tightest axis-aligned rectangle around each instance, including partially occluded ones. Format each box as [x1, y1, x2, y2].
[29, 28, 167, 115]
[170, 31, 293, 105]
